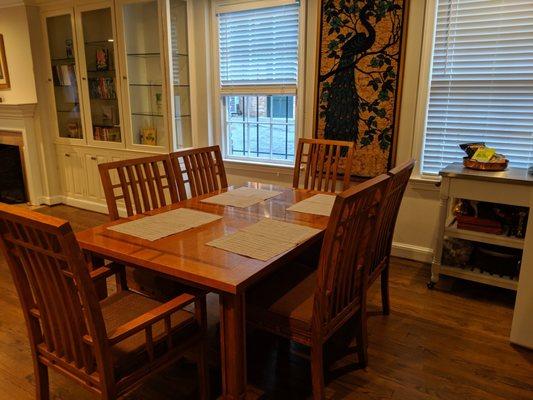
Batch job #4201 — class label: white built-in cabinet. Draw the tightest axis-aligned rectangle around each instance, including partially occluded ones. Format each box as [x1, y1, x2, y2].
[41, 0, 196, 211]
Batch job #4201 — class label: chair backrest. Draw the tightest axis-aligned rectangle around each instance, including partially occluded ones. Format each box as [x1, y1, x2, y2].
[170, 145, 228, 198]
[99, 155, 179, 221]
[313, 174, 390, 336]
[369, 159, 415, 281]
[293, 138, 355, 192]
[0, 205, 112, 389]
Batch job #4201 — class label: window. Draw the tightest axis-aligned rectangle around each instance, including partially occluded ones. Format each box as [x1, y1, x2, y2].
[420, 0, 533, 175]
[215, 1, 301, 163]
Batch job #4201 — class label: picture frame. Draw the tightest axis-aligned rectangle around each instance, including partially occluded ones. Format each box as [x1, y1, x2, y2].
[0, 34, 11, 90]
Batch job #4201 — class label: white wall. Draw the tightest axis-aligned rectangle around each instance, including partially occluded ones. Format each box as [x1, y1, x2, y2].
[0, 5, 37, 104]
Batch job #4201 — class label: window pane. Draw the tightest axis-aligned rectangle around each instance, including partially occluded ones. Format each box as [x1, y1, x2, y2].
[422, 0, 533, 174]
[224, 95, 295, 162]
[218, 4, 299, 86]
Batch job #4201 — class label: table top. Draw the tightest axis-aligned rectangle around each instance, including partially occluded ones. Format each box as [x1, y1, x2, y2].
[439, 163, 533, 186]
[76, 183, 331, 294]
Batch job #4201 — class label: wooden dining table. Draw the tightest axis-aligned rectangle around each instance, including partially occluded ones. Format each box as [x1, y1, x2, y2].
[76, 182, 331, 399]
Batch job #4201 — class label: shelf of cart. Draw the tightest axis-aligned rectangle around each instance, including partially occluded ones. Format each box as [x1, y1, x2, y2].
[444, 223, 525, 250]
[439, 264, 518, 291]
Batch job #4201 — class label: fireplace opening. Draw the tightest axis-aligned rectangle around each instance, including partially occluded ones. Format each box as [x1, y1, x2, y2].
[0, 144, 27, 204]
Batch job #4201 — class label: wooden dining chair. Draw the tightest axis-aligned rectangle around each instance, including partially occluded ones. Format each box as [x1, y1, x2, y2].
[368, 159, 415, 315]
[246, 174, 390, 399]
[293, 138, 356, 192]
[170, 145, 228, 198]
[0, 204, 209, 400]
[99, 155, 187, 299]
[98, 154, 179, 221]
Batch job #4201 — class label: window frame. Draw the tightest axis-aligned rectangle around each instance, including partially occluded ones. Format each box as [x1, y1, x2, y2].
[412, 0, 440, 180]
[211, 0, 306, 166]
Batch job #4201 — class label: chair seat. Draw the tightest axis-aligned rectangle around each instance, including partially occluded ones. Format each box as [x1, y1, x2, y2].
[100, 290, 197, 375]
[246, 263, 317, 342]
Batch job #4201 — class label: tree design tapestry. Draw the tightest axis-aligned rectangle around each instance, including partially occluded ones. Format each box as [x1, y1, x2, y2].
[315, 0, 408, 177]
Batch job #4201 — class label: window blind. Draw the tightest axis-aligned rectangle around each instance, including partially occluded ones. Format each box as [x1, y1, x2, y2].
[421, 0, 533, 174]
[218, 3, 299, 86]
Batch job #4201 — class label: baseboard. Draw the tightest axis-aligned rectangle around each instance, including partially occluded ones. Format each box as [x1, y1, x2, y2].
[62, 197, 110, 215]
[392, 242, 434, 263]
[37, 195, 64, 206]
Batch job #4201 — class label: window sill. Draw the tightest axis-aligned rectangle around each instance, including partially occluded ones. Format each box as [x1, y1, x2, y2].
[223, 158, 295, 176]
[408, 175, 441, 192]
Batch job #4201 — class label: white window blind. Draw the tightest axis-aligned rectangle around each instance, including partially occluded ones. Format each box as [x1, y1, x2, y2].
[218, 3, 299, 86]
[421, 0, 533, 174]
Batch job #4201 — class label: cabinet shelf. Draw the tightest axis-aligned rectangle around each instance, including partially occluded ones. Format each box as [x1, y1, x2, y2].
[174, 115, 191, 118]
[88, 69, 115, 73]
[439, 265, 518, 291]
[129, 83, 163, 87]
[127, 52, 160, 57]
[131, 112, 163, 117]
[85, 40, 114, 45]
[51, 57, 75, 62]
[444, 223, 524, 249]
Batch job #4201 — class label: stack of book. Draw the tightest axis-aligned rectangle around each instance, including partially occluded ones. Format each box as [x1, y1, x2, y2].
[89, 77, 116, 99]
[93, 126, 121, 142]
[457, 215, 503, 235]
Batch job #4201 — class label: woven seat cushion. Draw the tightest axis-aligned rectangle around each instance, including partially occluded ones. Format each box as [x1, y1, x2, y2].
[100, 290, 196, 372]
[247, 263, 317, 337]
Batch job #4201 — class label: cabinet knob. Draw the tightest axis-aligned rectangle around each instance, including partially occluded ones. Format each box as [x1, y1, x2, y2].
[82, 77, 87, 81]
[64, 153, 70, 157]
[122, 76, 127, 80]
[47, 78, 52, 82]
[91, 156, 97, 161]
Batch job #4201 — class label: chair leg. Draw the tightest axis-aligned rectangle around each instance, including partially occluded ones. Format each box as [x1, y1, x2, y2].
[310, 344, 325, 400]
[197, 342, 210, 400]
[34, 362, 49, 400]
[355, 308, 368, 368]
[381, 265, 390, 315]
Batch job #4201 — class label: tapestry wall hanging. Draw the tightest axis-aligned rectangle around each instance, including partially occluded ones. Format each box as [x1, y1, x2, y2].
[315, 0, 409, 177]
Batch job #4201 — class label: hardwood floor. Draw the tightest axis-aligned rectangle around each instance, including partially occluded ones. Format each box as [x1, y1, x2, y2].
[0, 205, 531, 399]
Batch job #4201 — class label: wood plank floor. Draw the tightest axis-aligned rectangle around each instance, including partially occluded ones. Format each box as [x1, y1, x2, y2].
[0, 205, 531, 399]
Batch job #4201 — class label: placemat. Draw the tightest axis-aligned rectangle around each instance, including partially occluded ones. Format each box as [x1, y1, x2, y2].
[207, 218, 321, 261]
[201, 187, 282, 208]
[108, 208, 222, 241]
[286, 194, 336, 216]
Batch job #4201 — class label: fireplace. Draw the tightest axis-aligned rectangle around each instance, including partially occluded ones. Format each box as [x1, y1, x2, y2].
[0, 131, 27, 204]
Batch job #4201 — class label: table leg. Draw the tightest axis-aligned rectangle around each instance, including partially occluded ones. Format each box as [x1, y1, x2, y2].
[219, 292, 247, 400]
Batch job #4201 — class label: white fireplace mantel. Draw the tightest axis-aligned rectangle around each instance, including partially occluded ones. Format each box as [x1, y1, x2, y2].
[0, 103, 44, 205]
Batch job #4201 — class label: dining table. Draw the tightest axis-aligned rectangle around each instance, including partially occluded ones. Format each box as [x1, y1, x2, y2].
[76, 182, 332, 399]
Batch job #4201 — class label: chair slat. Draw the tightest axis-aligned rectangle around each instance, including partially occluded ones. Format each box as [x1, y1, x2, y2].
[170, 146, 228, 199]
[293, 138, 356, 192]
[98, 155, 179, 220]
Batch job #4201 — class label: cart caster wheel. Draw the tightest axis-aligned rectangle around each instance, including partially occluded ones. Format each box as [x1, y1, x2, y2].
[427, 281, 436, 289]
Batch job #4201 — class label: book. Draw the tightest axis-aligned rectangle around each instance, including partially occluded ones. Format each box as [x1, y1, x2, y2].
[95, 48, 109, 71]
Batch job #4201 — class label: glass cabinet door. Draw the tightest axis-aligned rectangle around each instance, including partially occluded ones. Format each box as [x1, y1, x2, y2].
[45, 13, 84, 141]
[169, 0, 192, 149]
[78, 6, 123, 145]
[120, 0, 167, 148]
